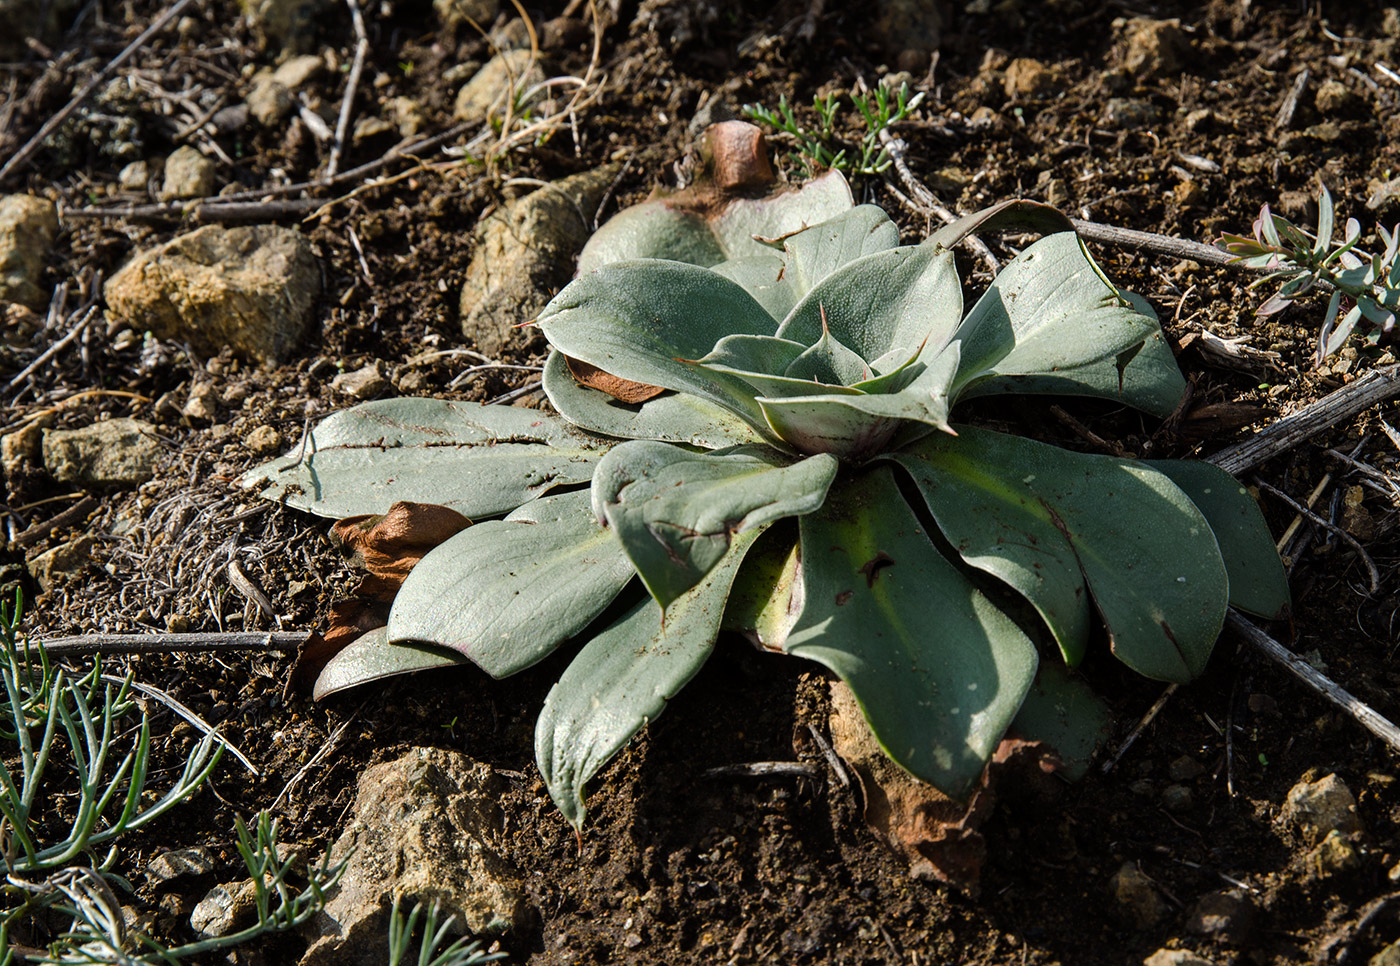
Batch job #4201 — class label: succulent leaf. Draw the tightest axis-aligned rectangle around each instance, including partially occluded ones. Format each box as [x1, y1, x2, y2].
[241, 399, 608, 520]
[386, 490, 636, 678]
[780, 204, 901, 294]
[783, 466, 1040, 799]
[591, 441, 838, 610]
[1008, 663, 1113, 781]
[535, 527, 765, 828]
[542, 351, 764, 448]
[894, 426, 1229, 683]
[313, 627, 468, 701]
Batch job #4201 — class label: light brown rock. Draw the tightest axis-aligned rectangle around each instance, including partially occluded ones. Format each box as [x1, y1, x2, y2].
[27, 536, 96, 592]
[43, 418, 161, 488]
[158, 146, 217, 201]
[1003, 58, 1060, 98]
[0, 195, 59, 310]
[1284, 773, 1364, 844]
[453, 49, 544, 125]
[1116, 17, 1188, 77]
[1109, 862, 1170, 929]
[104, 224, 321, 364]
[459, 166, 617, 356]
[434, 0, 497, 31]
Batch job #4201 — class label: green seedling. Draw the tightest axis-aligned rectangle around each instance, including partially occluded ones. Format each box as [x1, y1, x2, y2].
[744, 82, 924, 177]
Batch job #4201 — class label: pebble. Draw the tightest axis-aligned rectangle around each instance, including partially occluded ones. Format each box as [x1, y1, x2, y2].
[1003, 57, 1059, 98]
[147, 847, 218, 888]
[453, 50, 543, 125]
[1104, 97, 1163, 129]
[1116, 17, 1188, 77]
[0, 193, 59, 310]
[271, 53, 323, 89]
[27, 536, 96, 592]
[1284, 773, 1363, 844]
[247, 78, 294, 127]
[1162, 784, 1193, 812]
[331, 362, 391, 399]
[1311, 830, 1361, 877]
[1109, 862, 1170, 929]
[117, 160, 150, 191]
[246, 425, 284, 456]
[182, 382, 220, 423]
[1185, 891, 1256, 945]
[1144, 950, 1216, 966]
[43, 418, 161, 488]
[157, 146, 216, 201]
[190, 879, 261, 937]
[1314, 79, 1359, 115]
[1168, 756, 1205, 782]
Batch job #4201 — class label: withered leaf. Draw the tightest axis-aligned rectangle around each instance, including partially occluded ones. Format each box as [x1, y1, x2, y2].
[564, 355, 666, 404]
[331, 501, 472, 588]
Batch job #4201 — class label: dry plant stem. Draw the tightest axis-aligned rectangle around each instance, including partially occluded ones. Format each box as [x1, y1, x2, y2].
[5, 307, 97, 391]
[326, 0, 369, 179]
[1209, 365, 1400, 475]
[877, 128, 1000, 274]
[270, 701, 365, 811]
[101, 672, 260, 775]
[1225, 611, 1400, 755]
[0, 0, 200, 184]
[1100, 684, 1178, 775]
[703, 762, 821, 779]
[1067, 219, 1234, 266]
[1252, 478, 1381, 592]
[37, 631, 307, 657]
[12, 495, 99, 547]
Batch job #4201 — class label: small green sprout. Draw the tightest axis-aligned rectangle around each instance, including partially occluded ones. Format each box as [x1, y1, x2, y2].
[744, 82, 925, 177]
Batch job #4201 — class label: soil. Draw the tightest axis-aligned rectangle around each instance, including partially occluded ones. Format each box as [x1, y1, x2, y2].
[4, 1, 1400, 964]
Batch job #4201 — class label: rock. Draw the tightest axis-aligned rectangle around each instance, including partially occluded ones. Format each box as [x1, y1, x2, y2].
[1284, 773, 1364, 843]
[1145, 950, 1215, 966]
[104, 224, 321, 365]
[3, 300, 41, 346]
[246, 425, 283, 456]
[434, 0, 497, 32]
[147, 847, 218, 888]
[1374, 940, 1400, 966]
[1105, 97, 1163, 129]
[331, 362, 391, 399]
[1386, 8, 1400, 39]
[459, 166, 617, 357]
[1315, 79, 1359, 115]
[183, 382, 220, 423]
[1162, 784, 1193, 812]
[1116, 17, 1188, 77]
[43, 418, 161, 488]
[1, 423, 43, 484]
[1185, 891, 1256, 945]
[27, 536, 96, 592]
[869, 0, 942, 59]
[273, 54, 324, 89]
[158, 146, 217, 201]
[117, 161, 150, 191]
[1108, 862, 1170, 929]
[1367, 176, 1400, 215]
[453, 50, 544, 125]
[247, 78, 295, 127]
[299, 747, 525, 966]
[1311, 830, 1361, 876]
[190, 879, 261, 937]
[1168, 756, 1205, 782]
[238, 0, 330, 52]
[541, 15, 590, 49]
[352, 117, 394, 142]
[385, 97, 425, 137]
[0, 194, 59, 310]
[1003, 58, 1060, 98]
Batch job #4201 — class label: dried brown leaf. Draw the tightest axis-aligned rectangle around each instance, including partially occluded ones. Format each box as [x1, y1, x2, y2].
[331, 501, 472, 587]
[564, 355, 666, 404]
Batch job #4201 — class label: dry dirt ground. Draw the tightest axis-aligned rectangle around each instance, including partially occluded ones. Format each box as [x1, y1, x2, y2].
[4, 0, 1400, 964]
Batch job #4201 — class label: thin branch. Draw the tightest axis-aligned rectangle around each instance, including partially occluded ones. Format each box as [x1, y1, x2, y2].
[878, 127, 1000, 274]
[5, 307, 98, 391]
[101, 673, 259, 776]
[1069, 219, 1235, 266]
[1100, 684, 1178, 774]
[0, 0, 200, 184]
[1226, 611, 1400, 754]
[36, 631, 307, 657]
[326, 0, 369, 179]
[13, 496, 99, 547]
[1253, 478, 1381, 592]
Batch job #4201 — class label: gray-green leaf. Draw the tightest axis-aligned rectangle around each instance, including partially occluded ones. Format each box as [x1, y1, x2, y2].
[314, 627, 469, 700]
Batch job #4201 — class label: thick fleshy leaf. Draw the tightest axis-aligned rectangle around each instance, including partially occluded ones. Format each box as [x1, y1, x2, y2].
[721, 522, 801, 649]
[776, 246, 963, 363]
[1149, 460, 1290, 619]
[536, 527, 763, 828]
[695, 334, 808, 374]
[784, 326, 870, 386]
[241, 399, 607, 519]
[951, 233, 1160, 396]
[757, 348, 958, 459]
[536, 260, 778, 433]
[894, 426, 1229, 683]
[923, 199, 1073, 252]
[313, 627, 469, 700]
[386, 491, 636, 678]
[1008, 663, 1113, 781]
[783, 466, 1039, 799]
[576, 170, 853, 273]
[710, 256, 801, 322]
[591, 441, 837, 609]
[542, 351, 763, 449]
[781, 204, 901, 295]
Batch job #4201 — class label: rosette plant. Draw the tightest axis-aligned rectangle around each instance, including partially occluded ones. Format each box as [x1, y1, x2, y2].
[246, 172, 1289, 828]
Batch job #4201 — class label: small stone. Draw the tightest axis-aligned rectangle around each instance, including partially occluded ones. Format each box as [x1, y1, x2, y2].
[190, 879, 261, 937]
[0, 194, 59, 310]
[1, 422, 43, 483]
[27, 536, 96, 592]
[1116, 17, 1188, 77]
[247, 78, 295, 127]
[332, 362, 391, 399]
[1003, 57, 1059, 98]
[183, 382, 220, 423]
[869, 0, 942, 58]
[147, 847, 218, 888]
[157, 146, 217, 201]
[1314, 79, 1359, 115]
[166, 613, 192, 633]
[1375, 940, 1400, 966]
[1109, 862, 1170, 929]
[385, 96, 425, 137]
[104, 224, 321, 365]
[1105, 97, 1163, 129]
[1162, 784, 1193, 812]
[453, 50, 544, 125]
[352, 116, 394, 142]
[541, 15, 590, 49]
[272, 53, 323, 89]
[1367, 176, 1400, 215]
[238, 0, 331, 53]
[1284, 773, 1364, 844]
[117, 161, 150, 191]
[1173, 181, 1204, 210]
[433, 0, 497, 31]
[1312, 830, 1361, 876]
[1169, 756, 1205, 782]
[1144, 950, 1216, 966]
[1185, 891, 1256, 945]
[43, 418, 161, 488]
[212, 104, 250, 133]
[246, 425, 283, 456]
